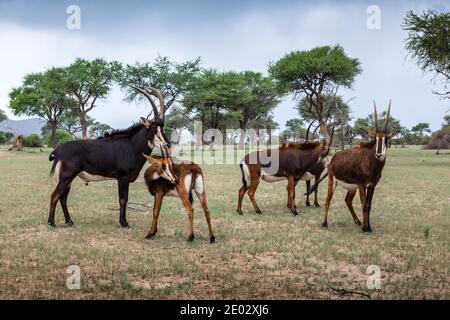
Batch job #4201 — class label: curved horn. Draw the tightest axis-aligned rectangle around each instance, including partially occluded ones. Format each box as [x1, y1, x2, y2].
[128, 84, 159, 119]
[312, 124, 321, 139]
[384, 99, 391, 131]
[305, 120, 316, 142]
[148, 86, 166, 121]
[373, 100, 378, 132]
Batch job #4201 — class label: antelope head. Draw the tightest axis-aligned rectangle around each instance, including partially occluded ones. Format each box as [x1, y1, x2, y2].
[142, 148, 178, 184]
[363, 100, 397, 161]
[129, 84, 171, 150]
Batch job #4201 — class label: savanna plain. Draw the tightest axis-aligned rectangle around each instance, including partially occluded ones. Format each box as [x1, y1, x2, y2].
[0, 145, 449, 299]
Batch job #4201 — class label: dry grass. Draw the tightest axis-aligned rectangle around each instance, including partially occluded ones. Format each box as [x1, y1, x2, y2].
[0, 145, 449, 299]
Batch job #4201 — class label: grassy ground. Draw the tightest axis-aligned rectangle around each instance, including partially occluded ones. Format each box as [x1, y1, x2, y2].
[0, 144, 449, 299]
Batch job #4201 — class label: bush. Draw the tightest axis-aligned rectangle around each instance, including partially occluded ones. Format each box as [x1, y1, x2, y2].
[425, 126, 450, 151]
[44, 129, 75, 147]
[0, 131, 15, 144]
[22, 134, 43, 147]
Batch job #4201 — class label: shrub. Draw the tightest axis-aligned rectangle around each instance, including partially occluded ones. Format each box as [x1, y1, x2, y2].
[425, 126, 450, 152]
[22, 134, 43, 147]
[0, 131, 15, 144]
[44, 129, 75, 147]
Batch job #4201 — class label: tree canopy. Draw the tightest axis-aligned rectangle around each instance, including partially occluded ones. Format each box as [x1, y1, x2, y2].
[0, 109, 7, 122]
[269, 45, 361, 142]
[9, 67, 75, 148]
[119, 56, 201, 117]
[66, 58, 121, 139]
[403, 10, 450, 99]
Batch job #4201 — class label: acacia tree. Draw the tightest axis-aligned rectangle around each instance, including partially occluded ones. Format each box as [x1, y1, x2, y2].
[9, 68, 74, 148]
[164, 106, 191, 144]
[411, 122, 431, 137]
[89, 121, 112, 138]
[183, 69, 247, 148]
[228, 71, 279, 149]
[65, 58, 121, 139]
[119, 56, 201, 118]
[403, 10, 450, 100]
[269, 45, 361, 143]
[41, 112, 95, 137]
[0, 109, 7, 122]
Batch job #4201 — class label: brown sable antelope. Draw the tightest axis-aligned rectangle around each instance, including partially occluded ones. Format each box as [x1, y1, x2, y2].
[143, 151, 215, 243]
[316, 100, 397, 233]
[237, 134, 332, 216]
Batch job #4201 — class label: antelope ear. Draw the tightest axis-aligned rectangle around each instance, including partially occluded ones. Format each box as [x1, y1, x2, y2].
[142, 153, 161, 164]
[140, 117, 146, 123]
[367, 130, 377, 137]
[358, 128, 369, 137]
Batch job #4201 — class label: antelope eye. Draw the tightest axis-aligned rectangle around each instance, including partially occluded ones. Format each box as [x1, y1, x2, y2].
[162, 164, 167, 170]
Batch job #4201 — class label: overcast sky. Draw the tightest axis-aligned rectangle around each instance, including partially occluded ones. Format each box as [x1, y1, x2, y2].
[1, 0, 449, 131]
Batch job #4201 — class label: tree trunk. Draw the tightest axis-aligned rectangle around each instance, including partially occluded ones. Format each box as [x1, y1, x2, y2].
[80, 114, 87, 140]
[238, 129, 246, 150]
[51, 125, 58, 149]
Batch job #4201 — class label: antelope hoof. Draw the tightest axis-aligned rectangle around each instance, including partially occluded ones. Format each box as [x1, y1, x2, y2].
[145, 233, 156, 240]
[362, 226, 372, 233]
[322, 221, 328, 228]
[210, 235, 216, 244]
[291, 209, 299, 216]
[66, 220, 74, 227]
[236, 209, 243, 215]
[256, 209, 262, 215]
[305, 202, 311, 207]
[120, 221, 130, 228]
[48, 222, 56, 228]
[188, 234, 195, 242]
[314, 203, 320, 208]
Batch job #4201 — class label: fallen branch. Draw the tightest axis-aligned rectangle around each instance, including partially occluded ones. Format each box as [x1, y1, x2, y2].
[325, 282, 371, 299]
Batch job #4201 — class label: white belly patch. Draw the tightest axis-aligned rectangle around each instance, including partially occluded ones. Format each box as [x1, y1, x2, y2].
[335, 177, 358, 191]
[301, 172, 315, 181]
[78, 172, 114, 183]
[261, 174, 287, 183]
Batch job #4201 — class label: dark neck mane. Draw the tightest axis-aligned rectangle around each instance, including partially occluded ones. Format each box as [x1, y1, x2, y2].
[280, 141, 321, 150]
[359, 140, 377, 149]
[98, 123, 145, 140]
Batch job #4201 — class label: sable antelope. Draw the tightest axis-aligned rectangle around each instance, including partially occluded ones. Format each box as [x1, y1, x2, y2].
[237, 139, 331, 216]
[143, 152, 215, 243]
[316, 100, 396, 232]
[47, 85, 171, 228]
[290, 120, 327, 208]
[287, 160, 327, 208]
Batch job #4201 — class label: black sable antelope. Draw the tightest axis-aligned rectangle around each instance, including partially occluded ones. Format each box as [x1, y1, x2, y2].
[317, 101, 396, 233]
[47, 85, 171, 228]
[237, 139, 331, 216]
[143, 151, 215, 243]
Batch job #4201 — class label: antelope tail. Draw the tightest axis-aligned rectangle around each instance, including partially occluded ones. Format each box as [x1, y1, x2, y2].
[239, 163, 247, 189]
[49, 151, 58, 176]
[304, 171, 328, 196]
